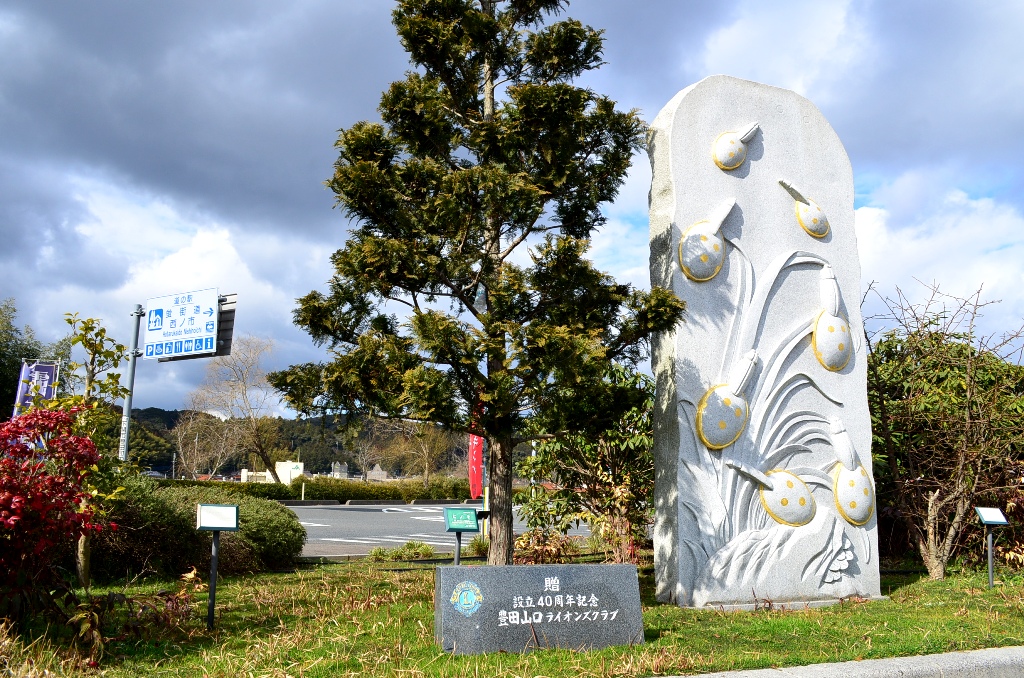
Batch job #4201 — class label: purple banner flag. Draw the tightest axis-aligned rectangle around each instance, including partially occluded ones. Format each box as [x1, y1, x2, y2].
[13, 360, 60, 414]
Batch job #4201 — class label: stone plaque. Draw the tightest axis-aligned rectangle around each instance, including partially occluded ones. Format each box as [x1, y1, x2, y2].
[648, 75, 881, 608]
[434, 564, 644, 654]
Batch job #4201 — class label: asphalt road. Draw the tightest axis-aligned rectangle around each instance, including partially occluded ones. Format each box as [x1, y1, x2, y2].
[289, 504, 590, 557]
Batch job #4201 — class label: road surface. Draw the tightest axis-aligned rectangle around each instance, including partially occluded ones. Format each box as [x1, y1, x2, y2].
[289, 504, 589, 557]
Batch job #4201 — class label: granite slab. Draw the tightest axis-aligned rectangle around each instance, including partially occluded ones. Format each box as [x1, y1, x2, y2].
[434, 564, 644, 654]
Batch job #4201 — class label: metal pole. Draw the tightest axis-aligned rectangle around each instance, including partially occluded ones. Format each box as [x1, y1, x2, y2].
[117, 304, 144, 462]
[482, 487, 489, 540]
[454, 531, 462, 566]
[208, 530, 220, 630]
[11, 359, 26, 419]
[987, 526, 995, 589]
[530, 442, 536, 499]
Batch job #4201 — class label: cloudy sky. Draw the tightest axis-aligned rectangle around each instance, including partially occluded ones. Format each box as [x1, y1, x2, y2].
[2, 0, 1023, 411]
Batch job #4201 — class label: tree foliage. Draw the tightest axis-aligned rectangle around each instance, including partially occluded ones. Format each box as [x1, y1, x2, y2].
[517, 365, 653, 564]
[64, 314, 128, 407]
[269, 0, 685, 564]
[45, 314, 133, 589]
[44, 313, 132, 459]
[867, 285, 1024, 579]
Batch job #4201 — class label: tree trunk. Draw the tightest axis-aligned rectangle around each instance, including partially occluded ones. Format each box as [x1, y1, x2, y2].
[480, 0, 511, 566]
[76, 533, 91, 590]
[253, 442, 282, 483]
[423, 449, 430, 488]
[266, 464, 283, 484]
[487, 436, 515, 565]
[921, 547, 946, 580]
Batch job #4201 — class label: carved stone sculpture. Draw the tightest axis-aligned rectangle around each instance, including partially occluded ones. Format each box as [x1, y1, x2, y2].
[648, 75, 880, 608]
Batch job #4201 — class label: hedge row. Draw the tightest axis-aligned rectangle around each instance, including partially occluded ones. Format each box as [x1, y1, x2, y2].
[154, 478, 295, 500]
[290, 476, 471, 502]
[155, 476, 471, 502]
[91, 475, 305, 582]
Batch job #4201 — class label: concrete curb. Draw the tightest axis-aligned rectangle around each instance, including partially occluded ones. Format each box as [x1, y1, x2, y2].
[295, 554, 367, 563]
[676, 646, 1024, 677]
[282, 499, 478, 506]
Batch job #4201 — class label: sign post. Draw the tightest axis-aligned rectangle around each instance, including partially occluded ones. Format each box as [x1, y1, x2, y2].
[114, 289, 236, 462]
[975, 507, 1009, 589]
[118, 305, 145, 461]
[444, 507, 481, 565]
[197, 504, 239, 630]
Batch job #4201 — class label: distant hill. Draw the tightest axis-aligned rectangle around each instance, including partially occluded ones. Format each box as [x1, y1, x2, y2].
[133, 407, 185, 438]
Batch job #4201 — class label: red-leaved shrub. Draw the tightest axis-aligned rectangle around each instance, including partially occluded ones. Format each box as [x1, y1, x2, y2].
[1, 408, 103, 614]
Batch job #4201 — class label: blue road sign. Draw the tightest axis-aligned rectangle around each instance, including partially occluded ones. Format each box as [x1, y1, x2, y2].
[143, 288, 219, 361]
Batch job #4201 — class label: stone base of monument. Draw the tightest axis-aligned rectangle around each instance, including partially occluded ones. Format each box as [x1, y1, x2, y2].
[697, 595, 889, 612]
[434, 564, 644, 654]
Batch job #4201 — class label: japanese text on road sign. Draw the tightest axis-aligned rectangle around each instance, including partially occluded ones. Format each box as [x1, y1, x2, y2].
[143, 288, 219, 361]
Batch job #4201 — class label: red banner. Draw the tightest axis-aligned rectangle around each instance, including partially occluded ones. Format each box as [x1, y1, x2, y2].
[468, 434, 484, 499]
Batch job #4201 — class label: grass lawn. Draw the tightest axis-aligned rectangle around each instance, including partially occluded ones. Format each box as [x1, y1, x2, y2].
[3, 563, 1023, 677]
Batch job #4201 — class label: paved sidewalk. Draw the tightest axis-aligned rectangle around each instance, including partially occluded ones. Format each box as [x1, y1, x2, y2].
[675, 646, 1024, 677]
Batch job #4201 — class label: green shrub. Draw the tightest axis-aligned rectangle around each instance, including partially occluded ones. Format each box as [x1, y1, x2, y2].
[415, 476, 471, 501]
[291, 477, 403, 502]
[155, 479, 297, 501]
[465, 534, 489, 558]
[584, 532, 610, 556]
[156, 485, 306, 571]
[91, 474, 205, 582]
[290, 476, 471, 503]
[227, 482, 298, 501]
[366, 541, 437, 562]
[91, 476, 305, 581]
[513, 528, 580, 564]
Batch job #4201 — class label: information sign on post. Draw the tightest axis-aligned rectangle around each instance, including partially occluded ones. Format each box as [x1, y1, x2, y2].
[197, 503, 239, 630]
[444, 507, 480, 566]
[444, 507, 480, 533]
[975, 506, 1009, 589]
[143, 288, 219, 361]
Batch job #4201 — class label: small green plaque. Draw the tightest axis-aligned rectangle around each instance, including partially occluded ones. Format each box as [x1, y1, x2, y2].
[444, 507, 480, 533]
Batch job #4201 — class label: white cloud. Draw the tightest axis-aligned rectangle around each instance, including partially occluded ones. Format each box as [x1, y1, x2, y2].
[589, 215, 650, 291]
[16, 178, 332, 410]
[694, 0, 875, 101]
[6, 0, 1024, 413]
[72, 176, 197, 261]
[855, 187, 1024, 338]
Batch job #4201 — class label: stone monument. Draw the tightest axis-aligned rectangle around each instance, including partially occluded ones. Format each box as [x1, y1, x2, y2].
[435, 564, 643, 654]
[648, 75, 880, 608]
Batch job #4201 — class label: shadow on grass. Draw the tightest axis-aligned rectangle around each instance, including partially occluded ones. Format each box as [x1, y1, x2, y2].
[880, 571, 926, 596]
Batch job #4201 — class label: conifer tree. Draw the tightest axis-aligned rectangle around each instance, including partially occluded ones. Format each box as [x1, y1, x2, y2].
[270, 0, 684, 564]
